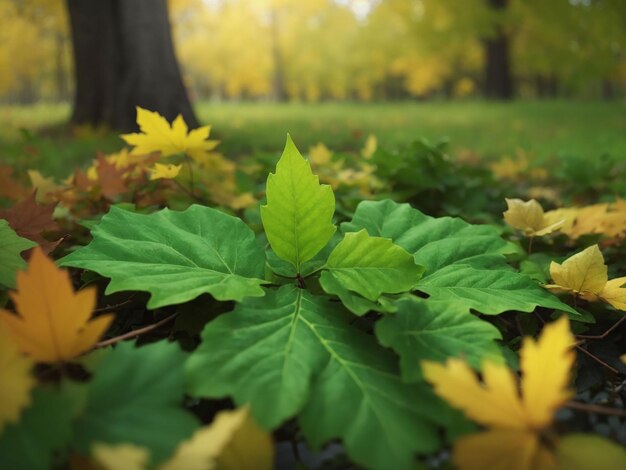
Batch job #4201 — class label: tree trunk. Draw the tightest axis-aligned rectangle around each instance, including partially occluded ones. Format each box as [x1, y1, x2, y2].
[269, 7, 287, 102]
[483, 0, 513, 100]
[66, 0, 198, 131]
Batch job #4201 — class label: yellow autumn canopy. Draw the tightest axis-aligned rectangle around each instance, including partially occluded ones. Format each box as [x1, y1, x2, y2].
[545, 244, 626, 311]
[0, 247, 114, 362]
[423, 316, 575, 470]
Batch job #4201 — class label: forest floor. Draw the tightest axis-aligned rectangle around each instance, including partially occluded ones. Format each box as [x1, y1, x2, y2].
[1, 100, 624, 177]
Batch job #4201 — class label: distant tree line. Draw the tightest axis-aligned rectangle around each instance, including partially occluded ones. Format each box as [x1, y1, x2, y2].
[0, 0, 624, 129]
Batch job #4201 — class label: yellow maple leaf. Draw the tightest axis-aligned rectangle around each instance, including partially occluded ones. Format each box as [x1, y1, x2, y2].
[544, 245, 626, 311]
[162, 406, 273, 470]
[490, 153, 528, 181]
[0, 247, 114, 363]
[543, 208, 578, 234]
[107, 148, 147, 170]
[27, 170, 62, 202]
[0, 322, 34, 433]
[423, 316, 574, 470]
[361, 134, 377, 159]
[455, 429, 555, 470]
[92, 443, 149, 470]
[121, 107, 219, 162]
[150, 163, 182, 181]
[309, 143, 333, 166]
[503, 198, 565, 237]
[93, 407, 273, 470]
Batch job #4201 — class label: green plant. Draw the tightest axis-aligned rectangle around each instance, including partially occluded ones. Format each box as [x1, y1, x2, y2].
[57, 136, 582, 469]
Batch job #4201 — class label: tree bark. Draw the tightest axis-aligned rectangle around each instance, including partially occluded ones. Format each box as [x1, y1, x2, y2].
[66, 0, 198, 131]
[483, 0, 514, 100]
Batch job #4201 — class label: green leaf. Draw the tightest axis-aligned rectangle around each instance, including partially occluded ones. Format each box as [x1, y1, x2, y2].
[0, 219, 36, 288]
[556, 434, 626, 470]
[318, 271, 396, 316]
[60, 205, 267, 308]
[376, 298, 503, 381]
[261, 135, 336, 272]
[297, 323, 444, 470]
[342, 200, 509, 275]
[343, 200, 578, 316]
[323, 229, 424, 301]
[186, 286, 329, 429]
[72, 341, 199, 465]
[0, 389, 73, 470]
[418, 264, 578, 315]
[186, 285, 443, 470]
[265, 233, 338, 278]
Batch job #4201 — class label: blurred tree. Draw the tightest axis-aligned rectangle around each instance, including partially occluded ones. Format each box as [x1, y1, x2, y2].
[1, 0, 624, 103]
[66, 0, 197, 130]
[483, 0, 513, 99]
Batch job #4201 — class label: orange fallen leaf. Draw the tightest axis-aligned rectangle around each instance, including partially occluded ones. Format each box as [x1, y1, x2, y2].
[0, 247, 114, 363]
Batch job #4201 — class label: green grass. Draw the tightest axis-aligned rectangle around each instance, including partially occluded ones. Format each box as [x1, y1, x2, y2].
[1, 100, 625, 177]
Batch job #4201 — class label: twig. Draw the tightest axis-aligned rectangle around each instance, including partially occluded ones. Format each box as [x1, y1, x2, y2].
[534, 311, 546, 325]
[92, 298, 134, 313]
[575, 345, 619, 374]
[173, 179, 204, 203]
[576, 315, 626, 340]
[565, 400, 626, 418]
[185, 154, 195, 195]
[94, 313, 177, 348]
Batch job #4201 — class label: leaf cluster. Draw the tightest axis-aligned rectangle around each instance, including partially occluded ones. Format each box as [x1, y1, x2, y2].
[1, 110, 625, 469]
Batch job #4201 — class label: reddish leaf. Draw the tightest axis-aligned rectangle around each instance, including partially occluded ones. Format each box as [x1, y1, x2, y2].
[73, 169, 93, 193]
[95, 155, 128, 200]
[0, 192, 61, 254]
[0, 166, 26, 201]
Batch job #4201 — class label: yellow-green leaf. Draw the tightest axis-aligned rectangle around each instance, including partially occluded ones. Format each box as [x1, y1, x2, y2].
[323, 229, 424, 301]
[556, 434, 626, 470]
[261, 135, 336, 272]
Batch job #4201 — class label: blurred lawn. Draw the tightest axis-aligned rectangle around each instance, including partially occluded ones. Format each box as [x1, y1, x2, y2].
[1, 100, 625, 177]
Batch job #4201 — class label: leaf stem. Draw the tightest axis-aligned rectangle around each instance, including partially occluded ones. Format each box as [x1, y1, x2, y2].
[186, 153, 195, 195]
[94, 313, 177, 349]
[565, 400, 626, 418]
[527, 236, 534, 255]
[576, 314, 626, 340]
[92, 298, 134, 313]
[173, 178, 204, 204]
[575, 344, 619, 374]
